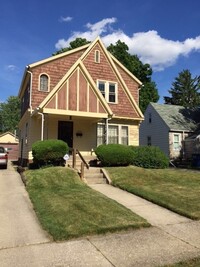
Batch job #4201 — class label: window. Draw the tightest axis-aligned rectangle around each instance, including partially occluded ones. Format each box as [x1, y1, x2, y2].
[173, 134, 180, 150]
[147, 136, 151, 146]
[109, 83, 116, 103]
[95, 50, 100, 63]
[148, 113, 152, 123]
[108, 125, 118, 144]
[97, 80, 117, 103]
[98, 82, 105, 98]
[97, 124, 105, 146]
[39, 74, 49, 92]
[121, 126, 128, 145]
[97, 124, 128, 145]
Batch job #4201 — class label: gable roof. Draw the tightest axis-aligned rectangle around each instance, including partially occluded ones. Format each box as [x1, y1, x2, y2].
[33, 36, 143, 119]
[39, 59, 113, 117]
[150, 102, 199, 132]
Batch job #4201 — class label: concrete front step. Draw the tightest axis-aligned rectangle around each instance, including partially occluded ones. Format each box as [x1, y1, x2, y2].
[66, 155, 97, 169]
[84, 167, 107, 184]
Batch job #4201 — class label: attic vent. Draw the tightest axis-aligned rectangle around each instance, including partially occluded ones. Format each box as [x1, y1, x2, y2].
[95, 50, 100, 63]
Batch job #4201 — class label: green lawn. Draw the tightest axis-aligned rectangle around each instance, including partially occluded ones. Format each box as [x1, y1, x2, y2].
[25, 167, 149, 240]
[106, 166, 200, 219]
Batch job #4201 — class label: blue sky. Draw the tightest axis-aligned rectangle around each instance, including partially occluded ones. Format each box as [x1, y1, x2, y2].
[1, 0, 200, 103]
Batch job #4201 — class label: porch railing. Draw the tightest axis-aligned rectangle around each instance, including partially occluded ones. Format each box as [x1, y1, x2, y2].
[71, 148, 89, 179]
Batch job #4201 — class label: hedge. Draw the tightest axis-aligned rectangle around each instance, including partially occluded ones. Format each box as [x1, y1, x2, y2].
[130, 145, 169, 169]
[95, 144, 134, 167]
[32, 139, 69, 167]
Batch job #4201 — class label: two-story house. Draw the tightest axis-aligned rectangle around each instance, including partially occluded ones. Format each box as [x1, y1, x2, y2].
[18, 37, 143, 166]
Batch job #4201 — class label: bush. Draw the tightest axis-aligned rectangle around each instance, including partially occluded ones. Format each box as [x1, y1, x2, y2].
[32, 139, 69, 167]
[130, 146, 169, 169]
[95, 144, 134, 167]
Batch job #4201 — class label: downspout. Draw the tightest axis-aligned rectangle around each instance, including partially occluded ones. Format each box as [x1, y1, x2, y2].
[105, 116, 112, 144]
[26, 67, 33, 114]
[182, 131, 185, 159]
[37, 109, 44, 141]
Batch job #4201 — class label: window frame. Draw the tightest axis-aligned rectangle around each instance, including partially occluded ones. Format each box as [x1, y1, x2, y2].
[173, 133, 181, 150]
[147, 135, 151, 146]
[97, 80, 118, 104]
[94, 50, 100, 63]
[39, 73, 50, 92]
[97, 123, 129, 146]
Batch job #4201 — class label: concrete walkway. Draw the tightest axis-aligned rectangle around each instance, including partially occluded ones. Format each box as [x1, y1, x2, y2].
[0, 162, 200, 266]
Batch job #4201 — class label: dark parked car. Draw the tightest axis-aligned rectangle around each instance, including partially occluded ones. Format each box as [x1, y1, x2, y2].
[0, 146, 8, 169]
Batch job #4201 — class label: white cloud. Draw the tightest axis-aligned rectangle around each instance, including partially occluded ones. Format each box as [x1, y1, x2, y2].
[55, 17, 117, 49]
[5, 65, 17, 71]
[55, 18, 200, 71]
[59, 16, 73, 23]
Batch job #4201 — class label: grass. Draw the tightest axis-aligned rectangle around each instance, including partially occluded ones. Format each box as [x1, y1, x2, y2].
[164, 257, 200, 266]
[106, 166, 200, 220]
[25, 166, 149, 240]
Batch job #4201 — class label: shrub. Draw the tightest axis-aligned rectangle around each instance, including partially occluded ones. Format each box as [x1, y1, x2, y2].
[95, 144, 134, 167]
[130, 146, 169, 169]
[32, 139, 69, 167]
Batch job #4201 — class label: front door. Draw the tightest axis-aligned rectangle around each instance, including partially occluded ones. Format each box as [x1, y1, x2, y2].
[58, 121, 73, 149]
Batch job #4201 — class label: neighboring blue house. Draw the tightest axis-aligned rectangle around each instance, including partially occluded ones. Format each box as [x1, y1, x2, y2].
[139, 102, 199, 159]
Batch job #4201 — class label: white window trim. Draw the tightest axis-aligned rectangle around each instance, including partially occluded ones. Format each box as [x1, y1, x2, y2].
[173, 133, 181, 150]
[39, 73, 50, 92]
[97, 80, 118, 104]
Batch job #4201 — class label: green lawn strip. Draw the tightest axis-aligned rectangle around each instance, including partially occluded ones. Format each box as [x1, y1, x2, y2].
[25, 167, 149, 241]
[106, 166, 200, 220]
[163, 257, 200, 267]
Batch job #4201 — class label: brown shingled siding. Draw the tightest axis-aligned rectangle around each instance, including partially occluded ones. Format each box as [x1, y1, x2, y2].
[31, 50, 84, 109]
[83, 44, 139, 118]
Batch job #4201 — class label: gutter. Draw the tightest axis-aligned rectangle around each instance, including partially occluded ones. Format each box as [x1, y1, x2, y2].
[37, 110, 44, 141]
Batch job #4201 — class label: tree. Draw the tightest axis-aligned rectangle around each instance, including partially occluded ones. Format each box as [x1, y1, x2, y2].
[53, 38, 91, 55]
[164, 69, 200, 108]
[54, 38, 159, 112]
[107, 40, 159, 112]
[0, 96, 20, 133]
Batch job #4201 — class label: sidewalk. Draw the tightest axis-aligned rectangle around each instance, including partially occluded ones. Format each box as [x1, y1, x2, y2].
[0, 162, 200, 266]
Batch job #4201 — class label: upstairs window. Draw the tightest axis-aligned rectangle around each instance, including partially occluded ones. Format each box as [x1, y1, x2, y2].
[148, 113, 152, 123]
[39, 74, 49, 92]
[97, 80, 117, 103]
[98, 82, 106, 98]
[95, 50, 100, 63]
[109, 83, 116, 103]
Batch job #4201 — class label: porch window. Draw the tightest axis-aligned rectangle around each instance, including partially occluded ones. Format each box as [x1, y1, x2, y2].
[121, 126, 128, 145]
[173, 134, 180, 150]
[97, 124, 129, 146]
[97, 80, 117, 103]
[108, 125, 118, 144]
[40, 74, 49, 92]
[97, 124, 105, 146]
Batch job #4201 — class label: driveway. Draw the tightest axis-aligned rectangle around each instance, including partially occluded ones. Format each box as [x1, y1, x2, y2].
[0, 161, 50, 249]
